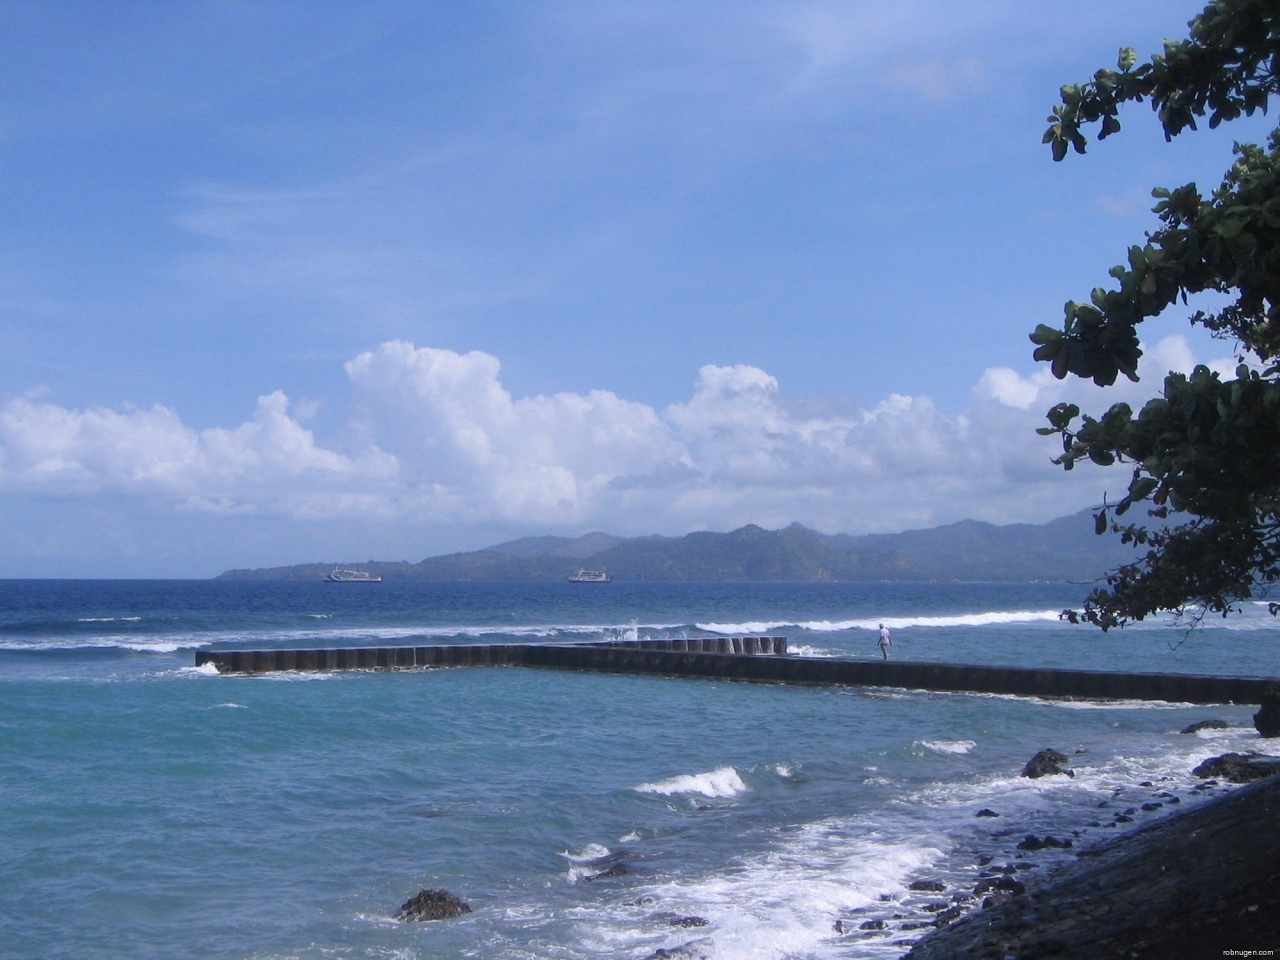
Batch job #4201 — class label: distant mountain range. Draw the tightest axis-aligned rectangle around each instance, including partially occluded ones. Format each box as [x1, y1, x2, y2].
[217, 509, 1136, 583]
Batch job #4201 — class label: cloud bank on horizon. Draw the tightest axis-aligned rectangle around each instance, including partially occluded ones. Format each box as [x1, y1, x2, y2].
[0, 334, 1233, 575]
[0, 1, 1264, 576]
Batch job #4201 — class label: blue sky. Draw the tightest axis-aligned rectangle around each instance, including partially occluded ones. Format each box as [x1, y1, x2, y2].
[0, 1, 1270, 577]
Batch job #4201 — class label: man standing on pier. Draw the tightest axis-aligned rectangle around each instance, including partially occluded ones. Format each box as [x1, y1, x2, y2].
[878, 624, 892, 660]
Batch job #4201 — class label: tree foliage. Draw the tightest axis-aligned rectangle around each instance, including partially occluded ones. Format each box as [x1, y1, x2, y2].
[1036, 0, 1280, 628]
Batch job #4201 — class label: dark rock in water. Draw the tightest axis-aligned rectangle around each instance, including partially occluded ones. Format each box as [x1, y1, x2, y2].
[974, 876, 1026, 896]
[1021, 749, 1074, 779]
[975, 808, 999, 818]
[909, 879, 947, 892]
[1141, 801, 1163, 812]
[647, 939, 712, 959]
[1181, 719, 1228, 735]
[860, 918, 887, 930]
[934, 905, 965, 927]
[397, 888, 472, 922]
[653, 913, 708, 929]
[1193, 752, 1280, 783]
[584, 862, 631, 881]
[1255, 684, 1280, 737]
[1017, 835, 1072, 851]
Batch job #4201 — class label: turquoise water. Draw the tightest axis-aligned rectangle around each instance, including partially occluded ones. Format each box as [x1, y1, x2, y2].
[1, 580, 1275, 958]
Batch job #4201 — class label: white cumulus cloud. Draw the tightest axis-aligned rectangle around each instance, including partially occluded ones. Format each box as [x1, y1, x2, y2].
[0, 334, 1233, 544]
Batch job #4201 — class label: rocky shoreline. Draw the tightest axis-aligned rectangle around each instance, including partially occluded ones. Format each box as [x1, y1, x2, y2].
[902, 770, 1280, 959]
[394, 744, 1280, 959]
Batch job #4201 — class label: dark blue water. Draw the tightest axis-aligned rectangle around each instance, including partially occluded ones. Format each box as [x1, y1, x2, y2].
[0, 580, 1273, 958]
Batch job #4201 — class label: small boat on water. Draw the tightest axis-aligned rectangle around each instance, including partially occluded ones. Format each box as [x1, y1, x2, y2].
[326, 569, 383, 582]
[567, 569, 612, 583]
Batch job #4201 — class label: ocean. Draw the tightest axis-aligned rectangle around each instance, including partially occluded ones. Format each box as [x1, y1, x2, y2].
[2, 578, 1276, 959]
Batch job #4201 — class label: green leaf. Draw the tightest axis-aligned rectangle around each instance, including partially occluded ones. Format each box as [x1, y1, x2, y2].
[1029, 324, 1063, 346]
[1128, 477, 1159, 501]
[1118, 47, 1136, 71]
[1095, 511, 1108, 535]
[1032, 342, 1058, 362]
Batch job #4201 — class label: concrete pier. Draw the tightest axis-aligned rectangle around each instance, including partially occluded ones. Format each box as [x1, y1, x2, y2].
[193, 635, 1271, 705]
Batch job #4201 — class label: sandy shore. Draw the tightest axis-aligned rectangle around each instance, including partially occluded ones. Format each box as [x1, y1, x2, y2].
[903, 773, 1280, 959]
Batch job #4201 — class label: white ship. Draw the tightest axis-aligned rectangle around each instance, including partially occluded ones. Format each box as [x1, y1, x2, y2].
[567, 569, 612, 583]
[325, 569, 383, 582]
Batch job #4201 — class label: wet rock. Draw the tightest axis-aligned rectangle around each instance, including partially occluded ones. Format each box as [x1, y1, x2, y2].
[1017, 835, 1072, 852]
[1141, 802, 1164, 812]
[860, 918, 887, 931]
[974, 876, 1026, 897]
[909, 879, 947, 892]
[1021, 749, 1074, 779]
[1192, 752, 1280, 784]
[397, 888, 472, 922]
[975, 808, 999, 818]
[653, 913, 708, 929]
[934, 906, 965, 926]
[648, 940, 711, 960]
[1181, 719, 1228, 735]
[902, 776, 1280, 960]
[583, 862, 631, 881]
[1255, 684, 1280, 737]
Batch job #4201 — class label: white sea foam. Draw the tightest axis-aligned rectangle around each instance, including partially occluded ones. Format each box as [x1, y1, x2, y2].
[699, 609, 1063, 636]
[0, 617, 700, 656]
[255, 671, 333, 682]
[786, 643, 837, 658]
[937, 690, 1196, 711]
[118, 641, 187, 653]
[1191, 724, 1243, 738]
[207, 701, 247, 709]
[698, 620, 790, 635]
[0, 634, 209, 653]
[634, 766, 749, 799]
[916, 739, 976, 755]
[559, 843, 611, 863]
[577, 826, 946, 959]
